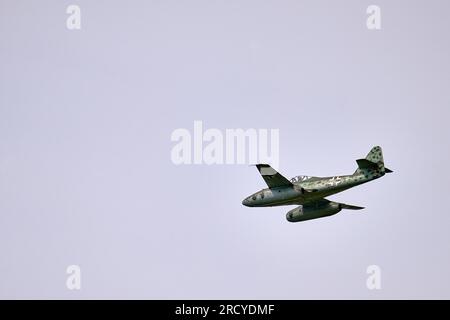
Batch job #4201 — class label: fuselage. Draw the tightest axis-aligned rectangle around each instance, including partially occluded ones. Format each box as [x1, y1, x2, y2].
[242, 171, 383, 207]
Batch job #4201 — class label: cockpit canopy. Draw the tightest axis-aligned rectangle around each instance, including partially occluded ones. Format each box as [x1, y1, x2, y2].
[290, 175, 312, 183]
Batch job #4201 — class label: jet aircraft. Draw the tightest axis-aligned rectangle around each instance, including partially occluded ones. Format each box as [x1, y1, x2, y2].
[242, 146, 392, 222]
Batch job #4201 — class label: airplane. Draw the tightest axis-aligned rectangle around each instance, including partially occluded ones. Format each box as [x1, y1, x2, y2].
[242, 146, 392, 222]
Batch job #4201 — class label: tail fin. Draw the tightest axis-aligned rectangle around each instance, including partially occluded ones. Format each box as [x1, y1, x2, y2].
[365, 146, 384, 163]
[354, 146, 393, 175]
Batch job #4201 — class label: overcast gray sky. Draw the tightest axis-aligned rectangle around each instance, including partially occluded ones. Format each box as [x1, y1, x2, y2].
[1, 0, 449, 299]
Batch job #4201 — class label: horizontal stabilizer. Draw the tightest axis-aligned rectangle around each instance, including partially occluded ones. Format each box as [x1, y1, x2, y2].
[356, 158, 379, 170]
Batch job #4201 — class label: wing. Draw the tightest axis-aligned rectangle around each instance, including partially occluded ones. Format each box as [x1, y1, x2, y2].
[304, 198, 364, 210]
[255, 164, 293, 189]
[286, 198, 364, 222]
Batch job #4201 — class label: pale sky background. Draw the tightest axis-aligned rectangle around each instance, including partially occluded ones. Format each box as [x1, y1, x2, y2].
[1, 0, 449, 299]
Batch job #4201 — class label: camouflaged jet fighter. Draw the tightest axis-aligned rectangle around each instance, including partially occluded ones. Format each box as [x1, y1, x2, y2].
[242, 146, 392, 222]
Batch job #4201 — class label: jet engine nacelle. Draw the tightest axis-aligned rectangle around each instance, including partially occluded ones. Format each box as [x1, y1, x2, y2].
[286, 202, 342, 222]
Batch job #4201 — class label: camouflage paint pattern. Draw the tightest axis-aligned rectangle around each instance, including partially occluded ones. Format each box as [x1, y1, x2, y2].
[242, 146, 392, 222]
